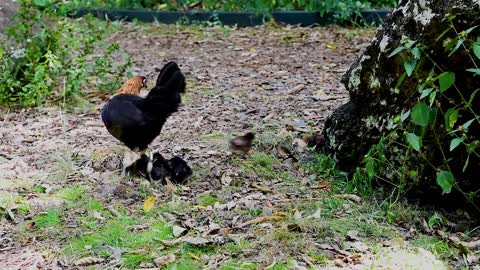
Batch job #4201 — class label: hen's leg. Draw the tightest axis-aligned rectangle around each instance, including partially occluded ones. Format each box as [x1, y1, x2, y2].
[140, 149, 154, 180]
[121, 150, 140, 177]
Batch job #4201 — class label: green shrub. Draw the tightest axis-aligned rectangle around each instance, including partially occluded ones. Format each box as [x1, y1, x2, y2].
[0, 0, 131, 107]
[39, 0, 397, 22]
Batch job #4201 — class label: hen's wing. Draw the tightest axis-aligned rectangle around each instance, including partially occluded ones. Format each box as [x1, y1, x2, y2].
[101, 97, 147, 140]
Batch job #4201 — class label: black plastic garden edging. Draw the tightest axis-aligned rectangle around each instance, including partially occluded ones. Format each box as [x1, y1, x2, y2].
[73, 9, 390, 27]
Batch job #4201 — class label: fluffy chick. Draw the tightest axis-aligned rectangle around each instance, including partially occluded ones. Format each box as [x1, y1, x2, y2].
[127, 152, 192, 184]
[304, 133, 326, 148]
[165, 156, 193, 184]
[229, 132, 255, 155]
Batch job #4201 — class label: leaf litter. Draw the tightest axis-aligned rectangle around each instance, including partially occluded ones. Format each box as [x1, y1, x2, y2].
[0, 22, 465, 269]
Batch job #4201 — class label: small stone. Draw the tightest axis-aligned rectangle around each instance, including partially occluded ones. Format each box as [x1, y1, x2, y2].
[172, 225, 187, 238]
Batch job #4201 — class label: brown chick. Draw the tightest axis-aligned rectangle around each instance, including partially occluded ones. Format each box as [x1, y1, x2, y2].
[304, 133, 326, 148]
[229, 132, 255, 155]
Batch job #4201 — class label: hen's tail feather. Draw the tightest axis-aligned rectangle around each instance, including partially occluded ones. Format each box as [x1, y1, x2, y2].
[145, 62, 186, 116]
[156, 61, 180, 87]
[164, 70, 186, 93]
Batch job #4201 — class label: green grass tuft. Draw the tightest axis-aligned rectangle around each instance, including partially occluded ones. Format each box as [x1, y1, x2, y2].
[69, 217, 172, 257]
[122, 253, 151, 269]
[222, 261, 257, 270]
[34, 209, 62, 228]
[56, 185, 85, 201]
[198, 194, 222, 206]
[85, 199, 104, 211]
[413, 236, 458, 260]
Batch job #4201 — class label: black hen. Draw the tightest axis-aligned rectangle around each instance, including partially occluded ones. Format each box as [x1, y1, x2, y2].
[101, 62, 186, 175]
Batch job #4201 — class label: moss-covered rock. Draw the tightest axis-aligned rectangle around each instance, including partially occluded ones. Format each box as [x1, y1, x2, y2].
[324, 0, 480, 207]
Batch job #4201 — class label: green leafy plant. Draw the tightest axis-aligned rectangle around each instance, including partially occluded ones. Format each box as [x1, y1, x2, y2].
[37, 0, 397, 23]
[0, 0, 131, 107]
[353, 17, 480, 207]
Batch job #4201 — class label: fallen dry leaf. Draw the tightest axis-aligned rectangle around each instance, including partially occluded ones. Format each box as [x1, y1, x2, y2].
[188, 252, 201, 260]
[160, 236, 211, 247]
[235, 215, 286, 229]
[251, 183, 273, 193]
[143, 196, 156, 212]
[312, 179, 331, 191]
[74, 257, 105, 266]
[154, 254, 176, 267]
[287, 84, 305, 95]
[335, 194, 361, 203]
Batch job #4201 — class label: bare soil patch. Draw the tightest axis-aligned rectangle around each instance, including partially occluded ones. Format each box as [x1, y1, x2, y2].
[0, 23, 453, 269]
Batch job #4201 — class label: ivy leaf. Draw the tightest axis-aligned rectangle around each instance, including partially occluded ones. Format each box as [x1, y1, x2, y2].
[33, 0, 48, 6]
[438, 72, 455, 92]
[444, 108, 459, 130]
[450, 137, 464, 151]
[468, 89, 479, 106]
[466, 26, 478, 34]
[429, 91, 437, 107]
[400, 110, 410, 122]
[404, 59, 417, 77]
[405, 40, 416, 48]
[466, 68, 480, 76]
[411, 102, 430, 127]
[428, 213, 442, 228]
[388, 46, 404, 58]
[448, 38, 464, 56]
[436, 170, 454, 194]
[406, 133, 421, 151]
[411, 47, 421, 59]
[473, 42, 480, 60]
[420, 88, 433, 99]
[463, 118, 476, 129]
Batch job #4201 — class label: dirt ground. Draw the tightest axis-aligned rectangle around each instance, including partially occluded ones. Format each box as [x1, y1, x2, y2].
[0, 0, 18, 30]
[0, 22, 462, 269]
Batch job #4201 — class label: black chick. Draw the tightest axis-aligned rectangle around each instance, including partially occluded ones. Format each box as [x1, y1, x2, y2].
[150, 153, 170, 183]
[229, 132, 255, 155]
[151, 154, 192, 184]
[128, 152, 192, 184]
[101, 61, 186, 176]
[165, 156, 193, 184]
